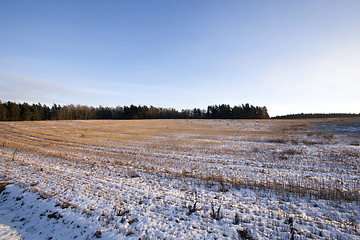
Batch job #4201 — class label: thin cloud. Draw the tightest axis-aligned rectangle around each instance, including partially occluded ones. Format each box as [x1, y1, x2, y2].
[0, 72, 87, 105]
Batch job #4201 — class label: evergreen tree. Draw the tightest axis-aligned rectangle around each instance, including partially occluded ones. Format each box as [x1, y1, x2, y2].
[0, 100, 270, 121]
[6, 101, 21, 121]
[0, 101, 8, 121]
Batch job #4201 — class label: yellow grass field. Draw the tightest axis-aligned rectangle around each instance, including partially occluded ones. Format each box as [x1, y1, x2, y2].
[1, 119, 359, 200]
[0, 119, 359, 239]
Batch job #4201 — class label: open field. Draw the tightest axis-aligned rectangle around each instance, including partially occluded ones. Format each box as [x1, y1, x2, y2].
[0, 119, 359, 239]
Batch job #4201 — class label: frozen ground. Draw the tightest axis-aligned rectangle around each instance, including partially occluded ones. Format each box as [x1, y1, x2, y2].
[0, 184, 113, 239]
[0, 119, 359, 239]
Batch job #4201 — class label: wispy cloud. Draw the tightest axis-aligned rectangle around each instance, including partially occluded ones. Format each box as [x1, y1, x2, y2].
[0, 72, 87, 105]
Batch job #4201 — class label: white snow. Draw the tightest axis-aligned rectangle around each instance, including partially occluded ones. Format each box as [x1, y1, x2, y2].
[0, 119, 359, 239]
[0, 224, 21, 240]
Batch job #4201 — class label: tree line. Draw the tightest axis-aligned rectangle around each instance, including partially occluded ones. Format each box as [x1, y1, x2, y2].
[272, 113, 360, 119]
[0, 100, 269, 121]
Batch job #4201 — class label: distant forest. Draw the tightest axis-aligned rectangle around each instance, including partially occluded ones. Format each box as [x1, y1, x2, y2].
[273, 113, 360, 119]
[0, 101, 269, 121]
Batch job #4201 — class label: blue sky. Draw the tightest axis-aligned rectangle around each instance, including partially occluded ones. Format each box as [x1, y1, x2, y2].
[1, 1, 359, 116]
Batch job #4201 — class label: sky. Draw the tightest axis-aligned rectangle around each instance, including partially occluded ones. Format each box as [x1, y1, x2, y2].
[1, 1, 359, 117]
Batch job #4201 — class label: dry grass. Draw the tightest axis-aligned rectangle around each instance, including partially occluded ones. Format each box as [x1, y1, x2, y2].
[0, 119, 359, 202]
[0, 182, 12, 193]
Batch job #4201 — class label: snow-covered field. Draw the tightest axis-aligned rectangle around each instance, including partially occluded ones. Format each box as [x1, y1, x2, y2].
[0, 119, 359, 239]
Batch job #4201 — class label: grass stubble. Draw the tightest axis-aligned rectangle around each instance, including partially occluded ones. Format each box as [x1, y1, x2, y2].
[0, 118, 359, 239]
